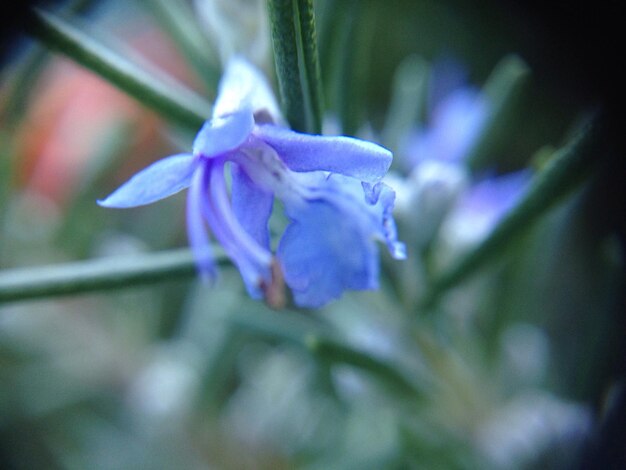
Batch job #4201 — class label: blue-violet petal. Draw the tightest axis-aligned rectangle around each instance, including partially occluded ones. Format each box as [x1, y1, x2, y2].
[97, 153, 195, 208]
[278, 200, 379, 308]
[192, 109, 254, 157]
[187, 165, 217, 279]
[230, 163, 274, 250]
[255, 125, 392, 183]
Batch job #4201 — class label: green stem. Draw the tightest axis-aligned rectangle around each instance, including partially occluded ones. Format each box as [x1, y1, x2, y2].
[267, 0, 307, 132]
[228, 306, 423, 398]
[295, 0, 324, 133]
[421, 115, 603, 309]
[0, 248, 213, 303]
[229, 305, 326, 344]
[305, 335, 424, 398]
[27, 8, 211, 130]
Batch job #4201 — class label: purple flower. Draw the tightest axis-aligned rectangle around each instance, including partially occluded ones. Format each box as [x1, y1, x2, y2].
[439, 170, 531, 250]
[98, 58, 405, 308]
[390, 63, 487, 247]
[412, 87, 488, 165]
[392, 58, 531, 250]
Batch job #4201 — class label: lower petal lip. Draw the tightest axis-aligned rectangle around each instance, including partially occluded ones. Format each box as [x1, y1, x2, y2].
[97, 153, 196, 208]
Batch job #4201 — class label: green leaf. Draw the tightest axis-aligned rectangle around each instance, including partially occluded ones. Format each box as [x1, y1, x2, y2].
[295, 0, 324, 134]
[466, 55, 530, 171]
[381, 55, 430, 153]
[227, 304, 425, 399]
[305, 335, 425, 398]
[267, 0, 307, 132]
[421, 114, 603, 309]
[323, 0, 369, 136]
[267, 0, 324, 134]
[0, 248, 218, 303]
[27, 8, 211, 130]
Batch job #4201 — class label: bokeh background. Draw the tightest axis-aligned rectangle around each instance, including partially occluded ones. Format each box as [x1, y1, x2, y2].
[1, 0, 624, 468]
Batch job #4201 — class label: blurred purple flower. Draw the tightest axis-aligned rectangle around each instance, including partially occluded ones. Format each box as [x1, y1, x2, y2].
[409, 87, 488, 166]
[393, 58, 531, 249]
[440, 170, 531, 249]
[401, 59, 488, 170]
[98, 58, 405, 308]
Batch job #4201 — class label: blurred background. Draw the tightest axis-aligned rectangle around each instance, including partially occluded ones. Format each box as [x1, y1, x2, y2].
[1, 0, 624, 468]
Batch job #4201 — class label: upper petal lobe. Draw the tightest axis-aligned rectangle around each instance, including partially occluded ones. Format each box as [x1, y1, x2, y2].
[192, 109, 255, 158]
[255, 125, 392, 183]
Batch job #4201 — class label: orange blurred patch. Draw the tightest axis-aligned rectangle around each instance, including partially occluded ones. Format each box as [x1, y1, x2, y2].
[14, 21, 202, 207]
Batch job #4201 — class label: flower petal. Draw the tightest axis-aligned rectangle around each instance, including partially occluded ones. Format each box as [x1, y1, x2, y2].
[213, 56, 283, 124]
[278, 199, 379, 308]
[436, 170, 531, 266]
[371, 182, 407, 260]
[187, 165, 217, 279]
[254, 125, 392, 182]
[428, 56, 469, 114]
[201, 160, 272, 298]
[97, 153, 195, 208]
[192, 109, 254, 157]
[317, 175, 407, 260]
[231, 163, 273, 250]
[442, 169, 531, 245]
[277, 174, 407, 307]
[428, 88, 488, 163]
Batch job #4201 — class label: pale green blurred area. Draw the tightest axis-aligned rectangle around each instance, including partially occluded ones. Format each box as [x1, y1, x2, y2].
[1, 0, 623, 468]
